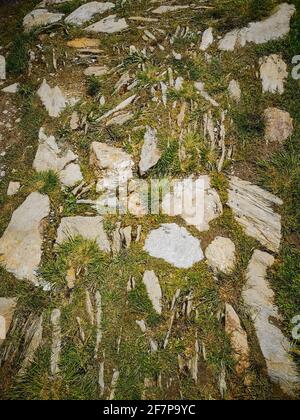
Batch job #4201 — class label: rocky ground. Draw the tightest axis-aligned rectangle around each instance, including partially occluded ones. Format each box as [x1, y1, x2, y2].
[0, 0, 299, 400]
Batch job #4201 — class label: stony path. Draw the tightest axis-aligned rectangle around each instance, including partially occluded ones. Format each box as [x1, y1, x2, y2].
[0, 0, 299, 400]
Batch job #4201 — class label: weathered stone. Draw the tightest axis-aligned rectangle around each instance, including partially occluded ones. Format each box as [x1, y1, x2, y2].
[0, 192, 50, 284]
[243, 250, 300, 396]
[225, 304, 250, 375]
[259, 54, 288, 94]
[84, 65, 109, 77]
[228, 80, 241, 102]
[50, 309, 61, 377]
[142, 271, 162, 315]
[67, 37, 101, 49]
[70, 111, 79, 130]
[23, 9, 64, 32]
[162, 176, 223, 232]
[152, 5, 190, 14]
[85, 15, 128, 34]
[33, 128, 82, 188]
[59, 162, 83, 187]
[98, 94, 136, 122]
[0, 298, 17, 345]
[90, 142, 133, 192]
[219, 4, 295, 51]
[264, 107, 293, 144]
[37, 79, 67, 118]
[2, 83, 19, 93]
[0, 55, 5, 80]
[228, 176, 283, 252]
[106, 112, 134, 127]
[65, 2, 115, 26]
[56, 216, 110, 252]
[205, 237, 236, 274]
[144, 224, 204, 269]
[139, 126, 161, 175]
[200, 28, 213, 51]
[7, 181, 21, 196]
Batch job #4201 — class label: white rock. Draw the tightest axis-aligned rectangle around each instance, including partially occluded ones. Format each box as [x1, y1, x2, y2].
[98, 94, 136, 122]
[162, 176, 223, 232]
[218, 4, 296, 51]
[243, 250, 300, 396]
[139, 126, 161, 175]
[90, 142, 133, 192]
[264, 107, 293, 144]
[142, 271, 162, 315]
[200, 28, 214, 51]
[2, 83, 19, 93]
[205, 237, 236, 274]
[0, 55, 5, 80]
[70, 111, 79, 130]
[259, 54, 288, 94]
[37, 79, 67, 118]
[144, 224, 204, 269]
[0, 192, 50, 284]
[152, 5, 190, 14]
[7, 181, 21, 196]
[228, 176, 283, 252]
[228, 80, 241, 102]
[50, 308, 61, 377]
[23, 9, 64, 32]
[65, 2, 115, 26]
[106, 112, 134, 127]
[56, 216, 110, 252]
[59, 162, 83, 187]
[225, 304, 250, 375]
[0, 298, 17, 344]
[84, 65, 109, 77]
[85, 15, 128, 34]
[33, 128, 81, 188]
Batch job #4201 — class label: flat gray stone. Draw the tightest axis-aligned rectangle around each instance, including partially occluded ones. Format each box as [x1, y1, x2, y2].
[90, 142, 133, 192]
[200, 28, 214, 51]
[219, 4, 295, 51]
[84, 65, 109, 77]
[65, 2, 115, 26]
[23, 9, 64, 32]
[144, 224, 204, 269]
[139, 126, 161, 175]
[142, 270, 162, 315]
[228, 176, 283, 252]
[0, 192, 50, 284]
[162, 176, 223, 232]
[7, 181, 21, 196]
[0, 55, 5, 80]
[37, 79, 67, 118]
[56, 216, 111, 252]
[228, 80, 241, 102]
[2, 83, 19, 94]
[243, 250, 300, 396]
[205, 237, 236, 274]
[152, 5, 190, 14]
[33, 128, 82, 188]
[85, 14, 128, 34]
